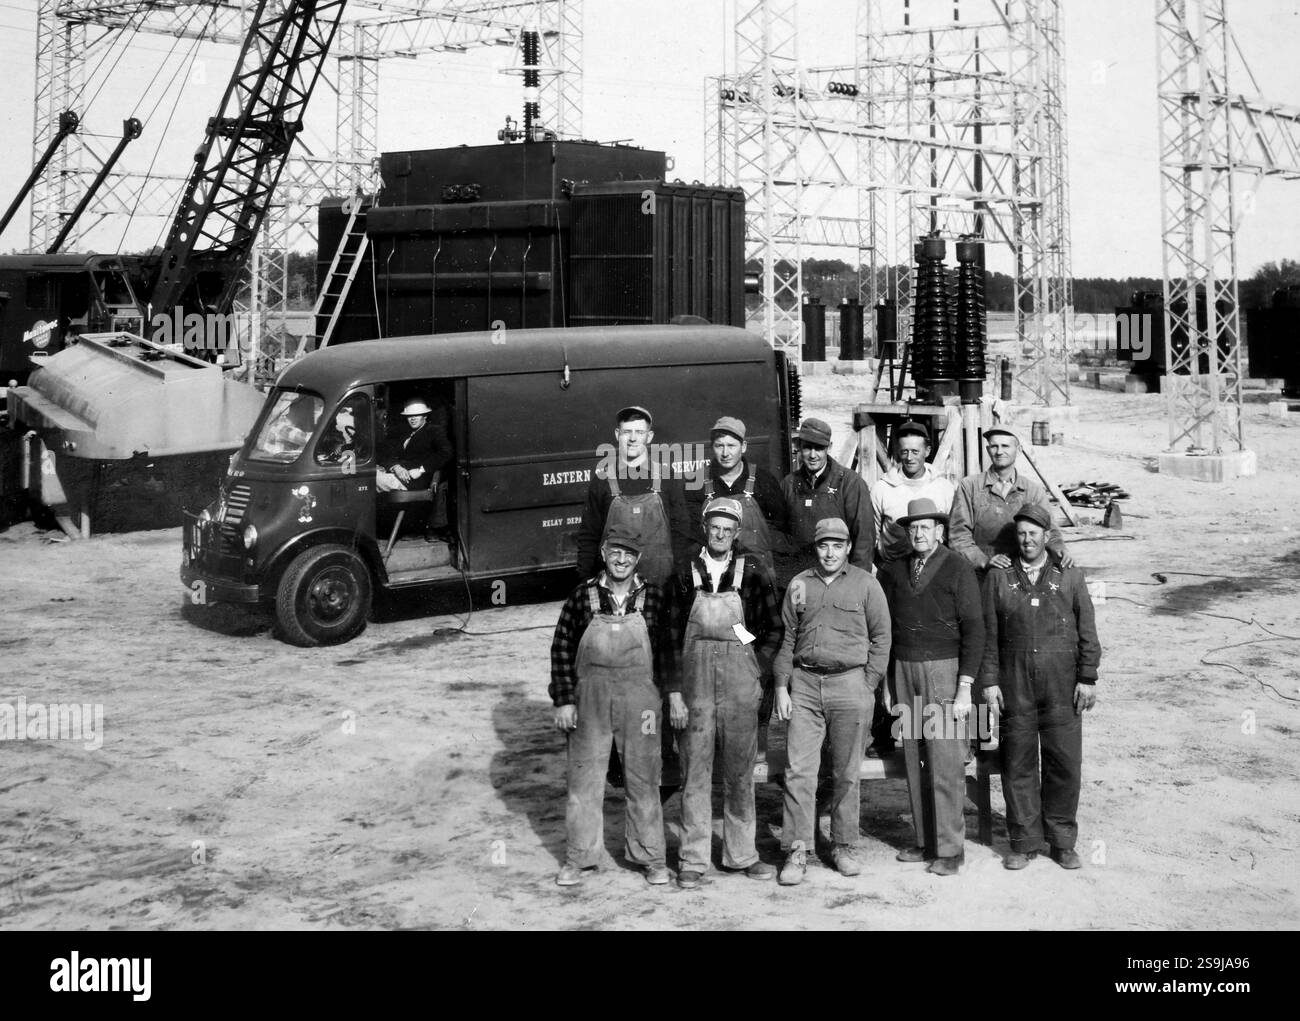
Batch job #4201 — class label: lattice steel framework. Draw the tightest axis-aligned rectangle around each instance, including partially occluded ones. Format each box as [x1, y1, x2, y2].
[27, 0, 582, 362]
[1156, 0, 1300, 455]
[709, 0, 804, 363]
[711, 0, 1073, 403]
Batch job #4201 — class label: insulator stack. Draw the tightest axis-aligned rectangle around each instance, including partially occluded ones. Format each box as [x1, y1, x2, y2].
[910, 235, 953, 397]
[522, 30, 541, 140]
[955, 237, 988, 403]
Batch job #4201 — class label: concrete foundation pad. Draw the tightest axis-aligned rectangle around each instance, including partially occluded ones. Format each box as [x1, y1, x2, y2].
[801, 360, 832, 376]
[1267, 401, 1290, 418]
[831, 359, 874, 375]
[1156, 449, 1257, 482]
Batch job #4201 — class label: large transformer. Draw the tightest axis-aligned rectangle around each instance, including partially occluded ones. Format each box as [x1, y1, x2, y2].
[316, 140, 745, 343]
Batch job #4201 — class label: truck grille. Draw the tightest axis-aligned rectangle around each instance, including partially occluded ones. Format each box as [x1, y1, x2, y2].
[218, 483, 251, 552]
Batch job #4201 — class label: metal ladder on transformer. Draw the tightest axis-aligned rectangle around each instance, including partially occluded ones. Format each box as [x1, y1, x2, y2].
[305, 162, 384, 354]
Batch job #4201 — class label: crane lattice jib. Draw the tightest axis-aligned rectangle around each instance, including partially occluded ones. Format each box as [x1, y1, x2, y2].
[150, 0, 348, 316]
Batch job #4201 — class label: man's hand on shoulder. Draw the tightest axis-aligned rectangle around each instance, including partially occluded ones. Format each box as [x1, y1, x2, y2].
[989, 554, 1012, 570]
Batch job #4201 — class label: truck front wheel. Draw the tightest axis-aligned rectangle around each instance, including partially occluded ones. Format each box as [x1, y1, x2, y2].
[274, 544, 373, 646]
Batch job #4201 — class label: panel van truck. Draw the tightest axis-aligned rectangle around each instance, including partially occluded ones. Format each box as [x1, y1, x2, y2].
[181, 323, 799, 645]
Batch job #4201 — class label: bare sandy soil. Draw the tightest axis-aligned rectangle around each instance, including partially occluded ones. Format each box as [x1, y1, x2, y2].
[1, 379, 1298, 930]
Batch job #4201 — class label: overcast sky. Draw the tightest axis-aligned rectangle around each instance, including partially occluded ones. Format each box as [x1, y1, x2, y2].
[0, 0, 1296, 278]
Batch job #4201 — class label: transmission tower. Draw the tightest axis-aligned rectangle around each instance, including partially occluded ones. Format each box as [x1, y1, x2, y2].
[710, 0, 1074, 405]
[1155, 0, 1300, 473]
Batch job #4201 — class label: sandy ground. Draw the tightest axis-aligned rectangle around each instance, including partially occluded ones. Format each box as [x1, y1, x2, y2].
[1, 378, 1298, 930]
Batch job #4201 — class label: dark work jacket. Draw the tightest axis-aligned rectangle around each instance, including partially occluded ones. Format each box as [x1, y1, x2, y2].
[978, 555, 1101, 696]
[776, 457, 875, 582]
[382, 422, 452, 483]
[877, 543, 985, 679]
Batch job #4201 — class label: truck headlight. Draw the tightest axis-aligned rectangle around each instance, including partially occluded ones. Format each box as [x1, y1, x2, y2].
[242, 524, 258, 550]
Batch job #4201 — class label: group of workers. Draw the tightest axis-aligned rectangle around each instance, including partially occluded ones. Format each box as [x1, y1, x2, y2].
[548, 406, 1102, 889]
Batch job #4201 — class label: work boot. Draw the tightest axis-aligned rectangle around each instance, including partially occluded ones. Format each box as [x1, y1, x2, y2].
[1003, 850, 1038, 871]
[644, 864, 672, 886]
[676, 869, 705, 890]
[1050, 847, 1082, 870]
[779, 841, 808, 886]
[743, 861, 776, 881]
[895, 846, 928, 863]
[832, 844, 862, 877]
[927, 852, 964, 877]
[555, 864, 591, 887]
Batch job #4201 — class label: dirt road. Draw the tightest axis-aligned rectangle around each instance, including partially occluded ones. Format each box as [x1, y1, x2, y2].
[2, 382, 1297, 929]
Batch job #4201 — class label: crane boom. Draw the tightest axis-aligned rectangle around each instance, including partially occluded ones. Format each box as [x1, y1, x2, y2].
[150, 0, 347, 316]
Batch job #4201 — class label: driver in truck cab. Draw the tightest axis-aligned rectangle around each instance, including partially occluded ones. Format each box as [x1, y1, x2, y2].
[376, 397, 452, 493]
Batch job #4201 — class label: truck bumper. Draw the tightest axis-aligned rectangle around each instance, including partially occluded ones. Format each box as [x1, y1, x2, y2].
[181, 559, 262, 603]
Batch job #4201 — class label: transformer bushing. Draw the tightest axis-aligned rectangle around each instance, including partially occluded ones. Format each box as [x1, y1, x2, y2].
[955, 237, 988, 403]
[911, 234, 955, 400]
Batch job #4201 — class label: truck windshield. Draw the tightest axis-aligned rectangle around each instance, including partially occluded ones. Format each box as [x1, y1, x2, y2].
[248, 390, 325, 463]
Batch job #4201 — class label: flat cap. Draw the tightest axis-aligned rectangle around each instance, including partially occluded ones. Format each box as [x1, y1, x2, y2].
[710, 416, 746, 442]
[615, 405, 654, 428]
[602, 524, 644, 554]
[983, 426, 1019, 442]
[1014, 503, 1053, 530]
[702, 496, 744, 523]
[896, 419, 930, 442]
[813, 517, 850, 542]
[796, 418, 832, 447]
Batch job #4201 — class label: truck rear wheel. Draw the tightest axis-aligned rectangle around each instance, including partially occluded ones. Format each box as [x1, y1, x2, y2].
[274, 544, 372, 646]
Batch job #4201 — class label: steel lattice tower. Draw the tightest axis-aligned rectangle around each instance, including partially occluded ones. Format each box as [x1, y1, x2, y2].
[712, 0, 1074, 403]
[1156, 0, 1299, 462]
[26, 0, 583, 366]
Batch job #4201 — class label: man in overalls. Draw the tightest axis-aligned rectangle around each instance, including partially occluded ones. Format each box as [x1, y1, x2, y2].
[667, 497, 783, 889]
[550, 524, 675, 887]
[684, 416, 787, 577]
[575, 405, 692, 588]
[980, 504, 1100, 871]
[576, 405, 692, 790]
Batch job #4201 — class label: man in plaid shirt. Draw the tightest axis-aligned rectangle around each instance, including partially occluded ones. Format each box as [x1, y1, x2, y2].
[549, 524, 676, 887]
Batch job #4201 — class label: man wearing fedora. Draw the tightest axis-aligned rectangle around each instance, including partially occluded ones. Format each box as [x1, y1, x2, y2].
[980, 504, 1101, 871]
[772, 517, 891, 885]
[948, 426, 1071, 573]
[877, 498, 985, 876]
[550, 524, 676, 888]
[667, 496, 783, 889]
[684, 416, 788, 578]
[376, 396, 452, 493]
[775, 418, 875, 590]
